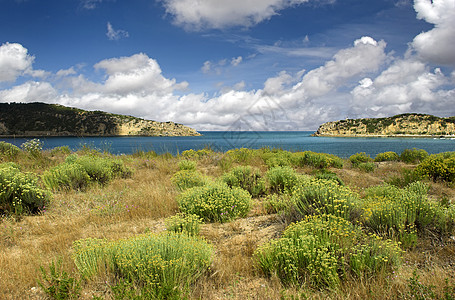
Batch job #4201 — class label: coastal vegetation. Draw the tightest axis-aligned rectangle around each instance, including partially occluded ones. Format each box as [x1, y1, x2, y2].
[315, 113, 455, 137]
[0, 102, 200, 137]
[1, 142, 455, 299]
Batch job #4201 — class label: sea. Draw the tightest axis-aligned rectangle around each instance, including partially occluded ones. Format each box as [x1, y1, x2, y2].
[1, 131, 455, 158]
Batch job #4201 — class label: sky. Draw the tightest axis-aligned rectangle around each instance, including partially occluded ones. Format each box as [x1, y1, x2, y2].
[0, 0, 454, 131]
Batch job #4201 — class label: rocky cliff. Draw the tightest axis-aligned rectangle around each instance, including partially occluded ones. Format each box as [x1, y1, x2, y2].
[314, 113, 455, 137]
[0, 102, 201, 137]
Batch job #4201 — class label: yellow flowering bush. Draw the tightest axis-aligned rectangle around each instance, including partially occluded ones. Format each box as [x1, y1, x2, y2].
[73, 232, 213, 298]
[0, 163, 49, 215]
[165, 213, 202, 236]
[0, 141, 20, 158]
[177, 183, 251, 223]
[293, 151, 344, 169]
[374, 151, 399, 162]
[292, 178, 360, 221]
[415, 152, 455, 182]
[177, 159, 197, 171]
[400, 148, 428, 164]
[255, 214, 402, 288]
[266, 166, 299, 194]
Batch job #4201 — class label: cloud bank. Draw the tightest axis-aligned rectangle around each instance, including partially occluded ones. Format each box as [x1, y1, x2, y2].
[1, 0, 455, 131]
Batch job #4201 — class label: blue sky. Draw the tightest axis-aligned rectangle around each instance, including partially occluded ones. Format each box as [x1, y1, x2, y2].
[1, 0, 454, 130]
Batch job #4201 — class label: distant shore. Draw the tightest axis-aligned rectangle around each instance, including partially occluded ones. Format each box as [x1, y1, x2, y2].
[313, 133, 455, 138]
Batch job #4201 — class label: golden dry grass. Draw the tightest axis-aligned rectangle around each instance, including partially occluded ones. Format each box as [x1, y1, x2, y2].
[1, 150, 455, 299]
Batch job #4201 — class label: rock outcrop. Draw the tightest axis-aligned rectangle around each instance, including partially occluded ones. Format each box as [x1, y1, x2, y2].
[0, 102, 201, 137]
[314, 113, 455, 137]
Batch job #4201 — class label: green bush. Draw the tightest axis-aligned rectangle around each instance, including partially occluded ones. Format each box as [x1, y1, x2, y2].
[21, 138, 43, 157]
[222, 165, 266, 197]
[0, 163, 49, 215]
[178, 159, 197, 171]
[360, 182, 438, 247]
[165, 213, 202, 236]
[43, 163, 91, 191]
[374, 151, 399, 162]
[294, 151, 344, 169]
[37, 258, 81, 300]
[358, 162, 376, 172]
[0, 141, 20, 158]
[312, 169, 344, 185]
[255, 214, 402, 288]
[42, 155, 132, 191]
[177, 183, 251, 223]
[73, 232, 213, 299]
[292, 178, 360, 221]
[263, 194, 293, 214]
[387, 168, 423, 188]
[266, 166, 299, 194]
[171, 170, 207, 191]
[349, 152, 373, 167]
[262, 149, 294, 168]
[415, 152, 455, 182]
[400, 148, 428, 164]
[181, 148, 214, 159]
[224, 148, 257, 164]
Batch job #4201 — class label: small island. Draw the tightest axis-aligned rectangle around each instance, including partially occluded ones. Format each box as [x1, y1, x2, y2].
[0, 102, 200, 137]
[314, 113, 455, 137]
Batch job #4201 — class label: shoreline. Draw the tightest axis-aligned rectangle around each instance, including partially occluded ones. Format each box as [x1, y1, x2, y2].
[313, 133, 455, 138]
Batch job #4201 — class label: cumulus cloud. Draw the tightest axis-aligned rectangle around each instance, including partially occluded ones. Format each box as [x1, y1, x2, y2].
[412, 0, 455, 65]
[231, 56, 243, 66]
[161, 0, 331, 30]
[106, 22, 129, 41]
[0, 42, 34, 82]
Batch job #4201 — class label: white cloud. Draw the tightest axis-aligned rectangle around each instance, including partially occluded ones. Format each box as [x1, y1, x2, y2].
[412, 0, 455, 65]
[81, 0, 103, 10]
[161, 0, 331, 30]
[0, 42, 34, 82]
[231, 56, 243, 66]
[0, 81, 58, 103]
[106, 22, 129, 41]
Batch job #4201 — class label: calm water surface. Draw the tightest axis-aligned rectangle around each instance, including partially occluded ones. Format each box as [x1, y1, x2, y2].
[1, 131, 455, 158]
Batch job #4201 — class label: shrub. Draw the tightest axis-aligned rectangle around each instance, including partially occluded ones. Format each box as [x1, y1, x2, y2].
[178, 159, 197, 171]
[43, 163, 91, 191]
[224, 148, 256, 164]
[21, 138, 43, 157]
[222, 165, 266, 197]
[358, 162, 376, 172]
[400, 148, 428, 164]
[292, 178, 360, 221]
[49, 146, 71, 156]
[165, 213, 202, 236]
[0, 163, 49, 215]
[42, 155, 132, 191]
[0, 141, 20, 158]
[177, 183, 251, 223]
[415, 152, 455, 182]
[387, 168, 423, 188]
[361, 182, 437, 247]
[312, 169, 344, 185]
[349, 152, 373, 167]
[255, 214, 402, 288]
[374, 151, 399, 162]
[294, 151, 344, 169]
[263, 194, 293, 214]
[171, 170, 207, 191]
[37, 258, 81, 300]
[73, 232, 213, 299]
[262, 149, 294, 168]
[266, 166, 299, 194]
[181, 148, 214, 159]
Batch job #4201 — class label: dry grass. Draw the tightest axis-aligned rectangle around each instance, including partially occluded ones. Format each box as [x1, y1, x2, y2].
[1, 149, 455, 299]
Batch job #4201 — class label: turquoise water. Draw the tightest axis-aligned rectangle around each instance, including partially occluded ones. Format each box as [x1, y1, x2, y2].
[1, 131, 455, 158]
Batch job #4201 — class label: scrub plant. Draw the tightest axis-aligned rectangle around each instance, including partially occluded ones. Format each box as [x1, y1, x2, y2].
[177, 183, 251, 223]
[165, 213, 202, 236]
[374, 151, 399, 162]
[293, 151, 344, 169]
[222, 165, 266, 197]
[266, 166, 299, 194]
[21, 138, 43, 157]
[37, 258, 81, 300]
[42, 154, 132, 190]
[292, 178, 360, 221]
[178, 159, 197, 171]
[73, 232, 213, 299]
[171, 170, 207, 191]
[0, 163, 49, 215]
[349, 152, 372, 166]
[400, 148, 428, 164]
[0, 141, 20, 159]
[415, 152, 455, 182]
[255, 214, 402, 289]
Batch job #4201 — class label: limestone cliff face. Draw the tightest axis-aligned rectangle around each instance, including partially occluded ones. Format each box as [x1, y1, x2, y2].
[0, 102, 200, 137]
[314, 114, 455, 137]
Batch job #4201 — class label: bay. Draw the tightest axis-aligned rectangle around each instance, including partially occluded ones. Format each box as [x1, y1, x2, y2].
[1, 131, 455, 158]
